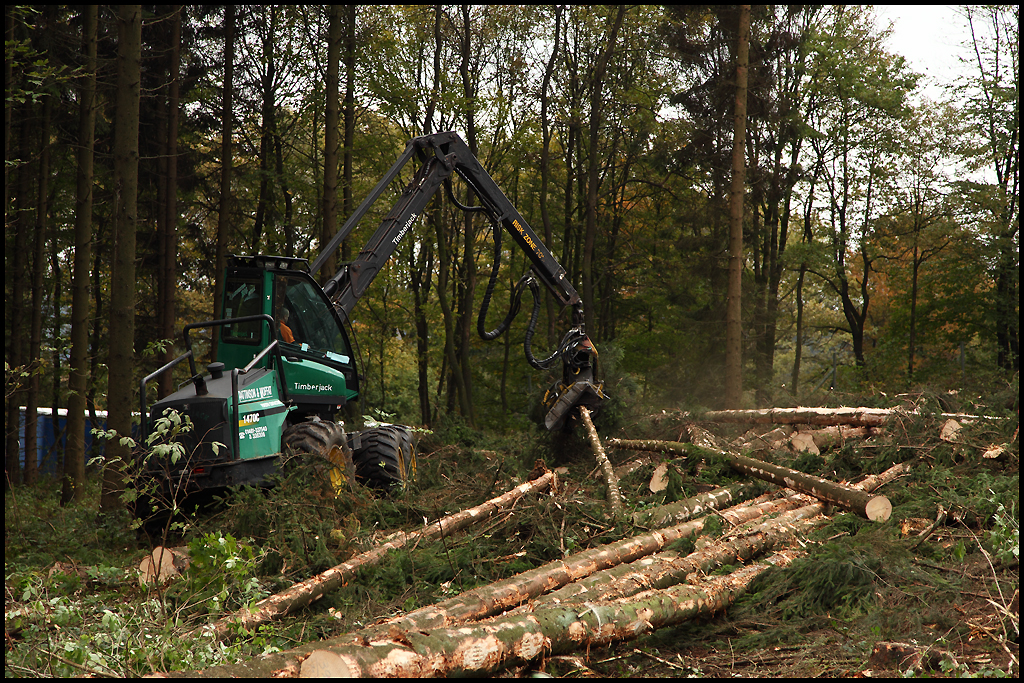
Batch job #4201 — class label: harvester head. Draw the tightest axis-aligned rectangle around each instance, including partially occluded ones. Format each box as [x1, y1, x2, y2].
[542, 333, 607, 431]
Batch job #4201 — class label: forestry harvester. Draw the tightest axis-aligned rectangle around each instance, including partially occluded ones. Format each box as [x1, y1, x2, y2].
[139, 132, 605, 508]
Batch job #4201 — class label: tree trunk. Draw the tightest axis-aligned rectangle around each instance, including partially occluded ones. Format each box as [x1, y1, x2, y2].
[320, 4, 341, 283]
[185, 550, 801, 678]
[539, 6, 562, 346]
[64, 4, 97, 505]
[455, 5, 479, 426]
[631, 481, 765, 528]
[5, 105, 32, 486]
[158, 5, 181, 397]
[527, 505, 822, 610]
[250, 6, 278, 253]
[100, 5, 142, 513]
[212, 5, 234, 360]
[582, 6, 626, 337]
[703, 407, 1004, 427]
[724, 5, 750, 408]
[579, 406, 624, 520]
[25, 94, 52, 486]
[341, 4, 356, 264]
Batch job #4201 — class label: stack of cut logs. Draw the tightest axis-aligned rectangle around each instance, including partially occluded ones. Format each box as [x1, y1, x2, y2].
[167, 406, 931, 678]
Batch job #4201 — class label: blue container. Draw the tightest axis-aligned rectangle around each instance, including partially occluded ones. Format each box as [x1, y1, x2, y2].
[18, 408, 109, 477]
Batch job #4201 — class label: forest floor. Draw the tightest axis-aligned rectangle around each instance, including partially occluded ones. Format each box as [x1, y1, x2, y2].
[4, 389, 1019, 678]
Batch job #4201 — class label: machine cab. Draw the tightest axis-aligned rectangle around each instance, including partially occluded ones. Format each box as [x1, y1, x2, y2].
[219, 255, 360, 411]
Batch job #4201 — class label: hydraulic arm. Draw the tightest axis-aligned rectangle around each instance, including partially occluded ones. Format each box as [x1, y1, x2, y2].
[313, 132, 604, 429]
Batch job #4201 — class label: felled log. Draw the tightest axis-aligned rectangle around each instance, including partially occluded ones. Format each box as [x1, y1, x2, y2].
[609, 438, 893, 522]
[729, 452, 892, 521]
[205, 470, 555, 640]
[177, 550, 802, 678]
[631, 481, 765, 528]
[579, 406, 624, 520]
[526, 463, 907, 609]
[524, 504, 824, 609]
[700, 406, 892, 426]
[177, 464, 907, 678]
[700, 406, 1001, 427]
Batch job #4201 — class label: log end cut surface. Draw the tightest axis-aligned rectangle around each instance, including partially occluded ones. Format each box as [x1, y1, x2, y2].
[865, 495, 892, 522]
[300, 649, 352, 677]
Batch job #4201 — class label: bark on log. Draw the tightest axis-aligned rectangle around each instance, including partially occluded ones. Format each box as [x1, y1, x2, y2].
[205, 470, 555, 640]
[610, 438, 894, 522]
[631, 481, 765, 528]
[700, 406, 1002, 427]
[579, 406, 624, 520]
[726, 452, 892, 522]
[175, 550, 802, 678]
[523, 504, 824, 609]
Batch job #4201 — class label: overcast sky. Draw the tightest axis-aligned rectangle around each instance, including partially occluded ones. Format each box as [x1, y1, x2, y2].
[873, 5, 977, 101]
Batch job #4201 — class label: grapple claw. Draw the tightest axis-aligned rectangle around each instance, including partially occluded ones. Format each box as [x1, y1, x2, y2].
[544, 379, 606, 431]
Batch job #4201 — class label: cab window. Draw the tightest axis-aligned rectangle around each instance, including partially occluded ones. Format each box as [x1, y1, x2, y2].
[275, 275, 353, 364]
[223, 277, 263, 343]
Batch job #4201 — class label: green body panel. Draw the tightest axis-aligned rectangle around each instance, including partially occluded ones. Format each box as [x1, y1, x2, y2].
[281, 357, 358, 403]
[234, 377, 291, 460]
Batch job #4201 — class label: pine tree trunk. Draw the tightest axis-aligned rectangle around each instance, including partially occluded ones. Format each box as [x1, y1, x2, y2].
[158, 6, 180, 397]
[100, 5, 141, 513]
[25, 94, 52, 486]
[63, 4, 97, 505]
[212, 5, 234, 360]
[5, 106, 32, 486]
[320, 4, 341, 282]
[187, 551, 802, 678]
[724, 5, 750, 408]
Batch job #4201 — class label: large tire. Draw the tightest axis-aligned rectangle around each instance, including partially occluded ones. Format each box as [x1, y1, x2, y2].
[281, 419, 355, 496]
[350, 425, 417, 492]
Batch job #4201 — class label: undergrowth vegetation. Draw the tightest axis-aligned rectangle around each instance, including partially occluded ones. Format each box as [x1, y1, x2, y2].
[5, 386, 1019, 677]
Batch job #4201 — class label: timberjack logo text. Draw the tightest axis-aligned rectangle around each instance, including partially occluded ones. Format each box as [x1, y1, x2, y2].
[293, 382, 334, 392]
[392, 214, 417, 246]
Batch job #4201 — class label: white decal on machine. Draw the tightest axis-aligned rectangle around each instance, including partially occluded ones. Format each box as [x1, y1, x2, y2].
[293, 382, 334, 392]
[238, 385, 274, 401]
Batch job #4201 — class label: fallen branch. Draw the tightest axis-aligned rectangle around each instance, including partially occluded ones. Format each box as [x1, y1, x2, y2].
[610, 438, 895, 522]
[203, 470, 555, 640]
[579, 406, 624, 520]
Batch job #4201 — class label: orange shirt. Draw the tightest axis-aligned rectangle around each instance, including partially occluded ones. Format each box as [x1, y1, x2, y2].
[279, 321, 295, 343]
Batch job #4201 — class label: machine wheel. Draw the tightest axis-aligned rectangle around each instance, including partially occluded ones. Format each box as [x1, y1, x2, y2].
[350, 425, 417, 492]
[282, 419, 355, 496]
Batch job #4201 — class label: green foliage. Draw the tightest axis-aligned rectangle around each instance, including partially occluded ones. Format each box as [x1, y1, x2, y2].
[167, 532, 268, 618]
[746, 540, 885, 621]
[984, 503, 1019, 566]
